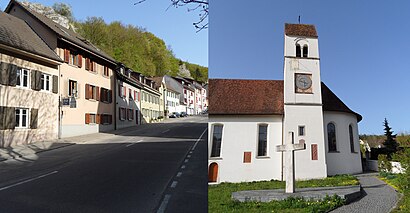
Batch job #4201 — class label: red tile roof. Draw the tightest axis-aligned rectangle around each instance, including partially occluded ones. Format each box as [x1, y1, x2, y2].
[285, 23, 318, 38]
[209, 79, 362, 121]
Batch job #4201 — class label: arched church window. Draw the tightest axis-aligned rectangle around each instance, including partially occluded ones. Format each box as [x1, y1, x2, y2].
[303, 45, 308, 57]
[296, 44, 301, 57]
[327, 123, 337, 152]
[210, 124, 223, 157]
[349, 124, 355, 153]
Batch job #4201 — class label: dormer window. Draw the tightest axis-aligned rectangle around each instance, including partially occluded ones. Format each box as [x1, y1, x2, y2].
[296, 44, 301, 57]
[303, 45, 308, 57]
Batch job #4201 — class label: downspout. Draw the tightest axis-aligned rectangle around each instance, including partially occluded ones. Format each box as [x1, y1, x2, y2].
[58, 64, 62, 139]
[281, 114, 285, 181]
[114, 76, 117, 130]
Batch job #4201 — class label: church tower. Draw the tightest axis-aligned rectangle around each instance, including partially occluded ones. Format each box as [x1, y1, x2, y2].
[282, 24, 327, 179]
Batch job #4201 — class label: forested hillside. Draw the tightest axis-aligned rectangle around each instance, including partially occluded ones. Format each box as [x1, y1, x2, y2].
[50, 3, 208, 82]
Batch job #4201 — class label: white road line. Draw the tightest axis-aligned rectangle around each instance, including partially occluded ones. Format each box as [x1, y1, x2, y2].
[0, 171, 58, 191]
[162, 129, 170, 133]
[181, 165, 186, 169]
[191, 128, 207, 151]
[187, 155, 191, 158]
[156, 194, 171, 213]
[176, 172, 182, 177]
[137, 139, 144, 142]
[184, 159, 189, 163]
[189, 151, 193, 154]
[126, 143, 135, 147]
[170, 181, 178, 188]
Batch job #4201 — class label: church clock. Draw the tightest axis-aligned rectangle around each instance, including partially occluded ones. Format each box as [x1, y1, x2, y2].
[295, 74, 312, 93]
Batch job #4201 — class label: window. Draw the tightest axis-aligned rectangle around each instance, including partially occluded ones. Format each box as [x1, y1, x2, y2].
[69, 80, 78, 97]
[327, 123, 337, 152]
[101, 114, 112, 125]
[41, 73, 51, 91]
[298, 126, 305, 136]
[69, 51, 79, 66]
[129, 89, 132, 100]
[349, 125, 355, 153]
[119, 108, 126, 120]
[89, 114, 96, 124]
[89, 85, 97, 100]
[303, 45, 308, 57]
[210, 124, 223, 157]
[15, 108, 29, 128]
[258, 124, 268, 156]
[17, 68, 29, 88]
[296, 44, 301, 57]
[128, 109, 133, 120]
[100, 88, 112, 103]
[103, 66, 109, 77]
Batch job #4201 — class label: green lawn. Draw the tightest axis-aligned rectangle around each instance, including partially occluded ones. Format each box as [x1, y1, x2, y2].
[209, 175, 359, 213]
[379, 173, 410, 213]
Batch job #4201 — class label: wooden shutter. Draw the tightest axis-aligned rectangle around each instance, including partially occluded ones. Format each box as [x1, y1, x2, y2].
[4, 107, 16, 129]
[85, 58, 90, 70]
[64, 49, 70, 63]
[0, 62, 9, 85]
[31, 70, 37, 90]
[138, 91, 140, 101]
[96, 86, 100, 101]
[85, 113, 90, 124]
[52, 75, 58, 94]
[30, 108, 38, 129]
[8, 64, 17, 86]
[78, 55, 83, 68]
[96, 114, 100, 124]
[108, 90, 112, 103]
[0, 106, 4, 130]
[85, 84, 90, 99]
[36, 71, 42, 91]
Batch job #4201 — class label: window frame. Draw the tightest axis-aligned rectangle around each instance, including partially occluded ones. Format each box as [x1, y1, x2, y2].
[68, 79, 78, 97]
[257, 123, 269, 157]
[327, 122, 337, 152]
[15, 108, 29, 128]
[349, 124, 355, 153]
[210, 124, 224, 158]
[298, 125, 305, 136]
[16, 68, 30, 88]
[41, 73, 52, 92]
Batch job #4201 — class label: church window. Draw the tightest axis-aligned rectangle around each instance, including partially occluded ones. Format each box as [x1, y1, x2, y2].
[303, 45, 308, 57]
[327, 123, 337, 152]
[349, 124, 355, 153]
[211, 124, 223, 157]
[298, 126, 305, 136]
[296, 44, 301, 57]
[258, 124, 268, 156]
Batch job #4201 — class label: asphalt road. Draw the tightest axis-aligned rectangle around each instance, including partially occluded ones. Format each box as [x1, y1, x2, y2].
[0, 116, 208, 213]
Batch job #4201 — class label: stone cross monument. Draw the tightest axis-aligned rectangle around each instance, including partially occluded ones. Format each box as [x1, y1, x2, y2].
[276, 131, 306, 193]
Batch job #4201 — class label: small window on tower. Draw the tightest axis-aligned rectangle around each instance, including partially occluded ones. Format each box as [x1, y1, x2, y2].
[298, 126, 305, 136]
[296, 44, 301, 57]
[303, 45, 308, 57]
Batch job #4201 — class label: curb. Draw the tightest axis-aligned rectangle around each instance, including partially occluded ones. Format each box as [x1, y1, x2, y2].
[0, 143, 76, 163]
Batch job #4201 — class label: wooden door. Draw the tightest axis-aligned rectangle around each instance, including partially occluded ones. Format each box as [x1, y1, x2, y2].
[208, 163, 218, 182]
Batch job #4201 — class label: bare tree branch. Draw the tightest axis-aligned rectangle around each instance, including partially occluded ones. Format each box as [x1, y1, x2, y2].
[135, 0, 208, 32]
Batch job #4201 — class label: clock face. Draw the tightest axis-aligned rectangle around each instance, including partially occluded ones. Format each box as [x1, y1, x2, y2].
[295, 74, 312, 90]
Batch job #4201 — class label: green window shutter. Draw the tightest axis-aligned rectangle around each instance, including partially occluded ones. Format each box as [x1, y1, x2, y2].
[8, 64, 17, 86]
[0, 106, 4, 130]
[52, 75, 58, 94]
[0, 62, 9, 85]
[5, 107, 16, 129]
[30, 108, 38, 129]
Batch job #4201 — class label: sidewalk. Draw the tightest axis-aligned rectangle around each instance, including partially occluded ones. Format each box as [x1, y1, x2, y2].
[0, 125, 144, 162]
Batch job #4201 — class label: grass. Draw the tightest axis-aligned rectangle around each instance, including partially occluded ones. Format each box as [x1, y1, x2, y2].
[209, 175, 359, 213]
[379, 172, 410, 212]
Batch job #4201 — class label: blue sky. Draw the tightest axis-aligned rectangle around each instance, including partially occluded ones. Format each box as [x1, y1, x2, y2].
[209, 0, 410, 135]
[1, 0, 208, 66]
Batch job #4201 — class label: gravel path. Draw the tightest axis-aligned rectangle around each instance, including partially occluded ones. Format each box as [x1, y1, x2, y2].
[331, 172, 399, 213]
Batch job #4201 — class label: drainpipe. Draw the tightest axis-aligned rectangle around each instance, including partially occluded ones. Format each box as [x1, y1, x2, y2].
[114, 77, 117, 130]
[281, 114, 285, 181]
[58, 64, 62, 139]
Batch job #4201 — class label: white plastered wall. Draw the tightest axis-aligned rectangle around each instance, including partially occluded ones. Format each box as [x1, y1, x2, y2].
[208, 115, 283, 183]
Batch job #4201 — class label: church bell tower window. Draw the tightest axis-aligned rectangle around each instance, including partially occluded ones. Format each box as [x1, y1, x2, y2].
[296, 44, 301, 57]
[303, 45, 308, 57]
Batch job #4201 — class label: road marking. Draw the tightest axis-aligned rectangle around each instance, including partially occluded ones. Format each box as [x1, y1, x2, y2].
[191, 128, 207, 151]
[176, 172, 182, 177]
[181, 165, 186, 169]
[0, 171, 58, 191]
[189, 151, 193, 154]
[170, 181, 178, 188]
[126, 143, 135, 147]
[162, 129, 170, 133]
[187, 155, 191, 158]
[156, 194, 171, 213]
[184, 159, 189, 163]
[137, 139, 144, 142]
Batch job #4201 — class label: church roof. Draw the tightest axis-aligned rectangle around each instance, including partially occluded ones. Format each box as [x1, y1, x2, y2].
[0, 11, 62, 62]
[285, 23, 318, 38]
[208, 79, 362, 121]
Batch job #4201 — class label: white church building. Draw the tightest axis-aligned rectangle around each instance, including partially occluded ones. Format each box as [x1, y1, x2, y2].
[208, 24, 363, 183]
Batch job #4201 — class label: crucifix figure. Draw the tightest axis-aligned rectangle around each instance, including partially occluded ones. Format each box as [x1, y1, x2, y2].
[276, 131, 306, 193]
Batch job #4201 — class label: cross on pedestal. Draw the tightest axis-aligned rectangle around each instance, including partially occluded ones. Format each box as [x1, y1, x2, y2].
[276, 131, 306, 193]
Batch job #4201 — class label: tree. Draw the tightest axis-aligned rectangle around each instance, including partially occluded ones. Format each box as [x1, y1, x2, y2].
[135, 0, 208, 32]
[383, 118, 399, 158]
[52, 3, 73, 21]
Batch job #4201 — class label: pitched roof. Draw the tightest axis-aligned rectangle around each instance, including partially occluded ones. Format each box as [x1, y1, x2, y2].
[6, 0, 116, 64]
[209, 79, 362, 121]
[285, 23, 318, 38]
[0, 11, 61, 62]
[209, 79, 284, 115]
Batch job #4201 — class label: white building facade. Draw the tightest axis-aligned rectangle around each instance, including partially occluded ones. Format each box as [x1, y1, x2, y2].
[208, 24, 362, 183]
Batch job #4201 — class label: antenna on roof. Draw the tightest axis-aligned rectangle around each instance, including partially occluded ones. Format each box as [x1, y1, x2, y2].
[298, 16, 301, 24]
